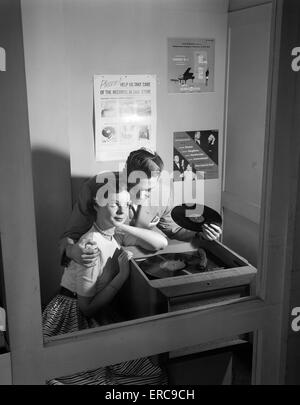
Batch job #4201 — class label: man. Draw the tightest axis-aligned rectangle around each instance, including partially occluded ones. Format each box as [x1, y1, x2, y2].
[173, 154, 183, 182]
[173, 155, 182, 172]
[60, 148, 222, 267]
[194, 131, 201, 146]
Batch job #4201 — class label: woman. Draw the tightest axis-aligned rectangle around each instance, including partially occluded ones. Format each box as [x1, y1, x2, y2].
[43, 178, 168, 384]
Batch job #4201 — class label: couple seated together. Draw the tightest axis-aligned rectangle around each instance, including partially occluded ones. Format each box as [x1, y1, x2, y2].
[42, 148, 222, 385]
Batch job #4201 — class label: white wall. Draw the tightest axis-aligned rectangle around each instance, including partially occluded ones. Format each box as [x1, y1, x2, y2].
[63, 0, 228, 209]
[222, 4, 272, 266]
[21, 0, 73, 306]
[21, 0, 228, 304]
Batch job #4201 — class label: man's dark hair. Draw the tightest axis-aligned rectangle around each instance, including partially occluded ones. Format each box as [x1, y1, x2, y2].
[125, 148, 164, 178]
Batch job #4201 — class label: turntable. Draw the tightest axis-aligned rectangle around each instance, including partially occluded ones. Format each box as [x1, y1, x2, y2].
[118, 205, 257, 320]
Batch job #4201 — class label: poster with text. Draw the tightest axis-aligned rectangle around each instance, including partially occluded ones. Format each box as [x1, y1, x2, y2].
[173, 130, 218, 181]
[94, 75, 157, 161]
[168, 38, 215, 94]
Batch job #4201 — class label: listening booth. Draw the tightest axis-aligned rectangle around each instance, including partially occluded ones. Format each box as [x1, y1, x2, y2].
[2, 0, 298, 386]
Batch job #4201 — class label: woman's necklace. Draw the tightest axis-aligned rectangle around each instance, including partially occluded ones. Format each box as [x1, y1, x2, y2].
[93, 222, 114, 241]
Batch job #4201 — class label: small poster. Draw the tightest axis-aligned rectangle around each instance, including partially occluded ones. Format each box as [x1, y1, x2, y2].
[168, 38, 215, 93]
[94, 75, 157, 161]
[173, 130, 218, 181]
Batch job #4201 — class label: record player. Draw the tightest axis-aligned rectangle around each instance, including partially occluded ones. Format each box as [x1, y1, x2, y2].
[116, 205, 256, 384]
[119, 205, 257, 320]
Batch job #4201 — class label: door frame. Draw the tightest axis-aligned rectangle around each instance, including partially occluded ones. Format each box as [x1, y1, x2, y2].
[0, 0, 298, 384]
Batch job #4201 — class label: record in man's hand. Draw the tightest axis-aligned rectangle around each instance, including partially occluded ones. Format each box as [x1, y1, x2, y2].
[171, 204, 222, 232]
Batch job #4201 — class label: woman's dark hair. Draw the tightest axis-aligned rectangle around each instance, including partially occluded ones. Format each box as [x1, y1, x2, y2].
[125, 148, 164, 178]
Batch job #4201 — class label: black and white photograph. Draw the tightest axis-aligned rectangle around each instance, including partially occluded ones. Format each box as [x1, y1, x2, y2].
[0, 0, 300, 390]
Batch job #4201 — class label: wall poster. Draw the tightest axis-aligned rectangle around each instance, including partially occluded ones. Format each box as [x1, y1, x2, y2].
[94, 74, 157, 161]
[168, 38, 215, 94]
[173, 130, 219, 181]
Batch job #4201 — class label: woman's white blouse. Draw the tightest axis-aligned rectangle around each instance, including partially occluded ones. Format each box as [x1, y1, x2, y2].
[61, 225, 122, 297]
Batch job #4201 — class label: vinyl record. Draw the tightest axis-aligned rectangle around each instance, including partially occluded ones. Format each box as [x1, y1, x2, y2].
[171, 204, 222, 232]
[136, 252, 209, 279]
[136, 254, 185, 279]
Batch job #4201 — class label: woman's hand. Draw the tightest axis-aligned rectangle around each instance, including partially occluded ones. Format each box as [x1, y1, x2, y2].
[117, 250, 133, 281]
[200, 224, 222, 241]
[66, 239, 100, 267]
[78, 249, 133, 317]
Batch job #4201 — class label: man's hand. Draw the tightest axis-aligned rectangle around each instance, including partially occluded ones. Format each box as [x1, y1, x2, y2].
[66, 239, 100, 267]
[200, 223, 222, 241]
